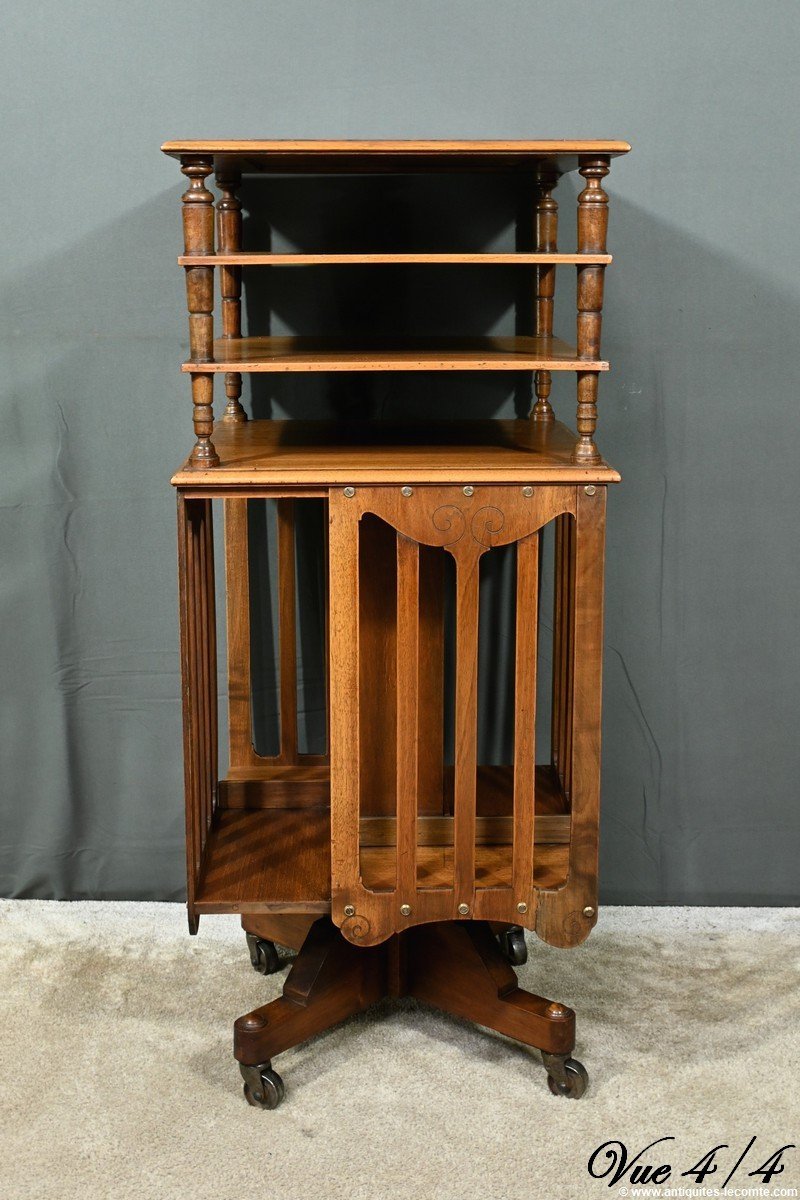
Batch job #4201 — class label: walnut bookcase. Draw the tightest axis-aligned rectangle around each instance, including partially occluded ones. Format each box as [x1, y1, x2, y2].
[165, 139, 630, 1108]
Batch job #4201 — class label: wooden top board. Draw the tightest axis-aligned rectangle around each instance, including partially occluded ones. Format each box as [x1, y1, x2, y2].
[171, 418, 621, 489]
[161, 139, 631, 175]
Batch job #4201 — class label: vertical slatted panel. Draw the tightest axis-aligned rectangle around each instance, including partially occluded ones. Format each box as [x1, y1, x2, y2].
[513, 533, 538, 897]
[396, 535, 420, 902]
[224, 499, 258, 769]
[453, 554, 480, 906]
[277, 499, 298, 763]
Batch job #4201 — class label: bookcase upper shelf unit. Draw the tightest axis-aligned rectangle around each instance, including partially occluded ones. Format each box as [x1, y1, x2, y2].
[162, 138, 630, 468]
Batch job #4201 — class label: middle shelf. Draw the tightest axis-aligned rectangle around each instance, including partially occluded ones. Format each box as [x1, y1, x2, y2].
[183, 334, 609, 373]
[194, 765, 571, 915]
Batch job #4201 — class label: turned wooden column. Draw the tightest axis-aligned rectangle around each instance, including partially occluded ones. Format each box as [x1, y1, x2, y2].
[574, 157, 610, 464]
[533, 171, 558, 421]
[181, 156, 219, 466]
[216, 170, 247, 423]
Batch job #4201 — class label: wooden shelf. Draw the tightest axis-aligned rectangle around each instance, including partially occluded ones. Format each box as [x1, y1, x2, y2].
[182, 335, 608, 374]
[178, 252, 613, 266]
[195, 765, 571, 914]
[162, 139, 631, 176]
[172, 418, 621, 488]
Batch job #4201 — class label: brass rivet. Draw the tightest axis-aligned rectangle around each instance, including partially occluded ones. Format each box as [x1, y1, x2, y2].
[516, 901, 528, 914]
[401, 486, 413, 497]
[400, 904, 412, 917]
[343, 486, 355, 498]
[463, 485, 474, 497]
[457, 903, 470, 916]
[343, 904, 355, 917]
[546, 1002, 569, 1019]
[583, 905, 596, 918]
[584, 485, 596, 496]
[522, 486, 533, 498]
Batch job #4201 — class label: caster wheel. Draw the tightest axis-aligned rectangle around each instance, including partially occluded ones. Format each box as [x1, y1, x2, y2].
[498, 925, 528, 966]
[246, 932, 281, 976]
[546, 1057, 589, 1099]
[240, 1062, 285, 1110]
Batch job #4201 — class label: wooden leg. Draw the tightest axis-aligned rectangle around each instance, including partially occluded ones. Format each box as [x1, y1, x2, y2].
[407, 921, 575, 1057]
[233, 918, 389, 1069]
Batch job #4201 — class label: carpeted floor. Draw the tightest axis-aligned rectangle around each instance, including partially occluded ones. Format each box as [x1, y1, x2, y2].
[0, 903, 798, 1200]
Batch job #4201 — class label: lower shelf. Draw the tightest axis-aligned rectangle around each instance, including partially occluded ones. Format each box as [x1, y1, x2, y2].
[194, 765, 572, 915]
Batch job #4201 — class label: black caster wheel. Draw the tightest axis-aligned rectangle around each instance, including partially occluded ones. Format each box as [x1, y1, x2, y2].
[544, 1055, 589, 1099]
[246, 932, 281, 975]
[240, 1062, 285, 1110]
[497, 925, 528, 966]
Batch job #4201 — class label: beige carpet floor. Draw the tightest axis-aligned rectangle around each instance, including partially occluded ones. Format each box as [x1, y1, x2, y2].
[0, 902, 798, 1200]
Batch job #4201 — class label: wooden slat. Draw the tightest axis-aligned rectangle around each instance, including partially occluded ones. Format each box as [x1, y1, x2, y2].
[219, 777, 329, 809]
[359, 813, 569, 847]
[396, 535, 420, 901]
[512, 534, 538, 898]
[327, 494, 362, 903]
[182, 335, 609, 374]
[172, 419, 621, 488]
[453, 556, 480, 904]
[417, 546, 445, 816]
[564, 516, 577, 800]
[178, 252, 613, 266]
[203, 499, 218, 828]
[361, 843, 569, 893]
[224, 499, 259, 769]
[277, 499, 298, 763]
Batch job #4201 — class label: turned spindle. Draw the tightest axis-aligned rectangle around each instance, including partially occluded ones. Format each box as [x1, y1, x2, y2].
[181, 157, 219, 466]
[216, 170, 247, 423]
[533, 172, 558, 421]
[574, 157, 610, 464]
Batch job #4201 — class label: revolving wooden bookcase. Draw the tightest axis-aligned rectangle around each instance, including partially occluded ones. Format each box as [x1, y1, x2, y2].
[164, 139, 630, 1108]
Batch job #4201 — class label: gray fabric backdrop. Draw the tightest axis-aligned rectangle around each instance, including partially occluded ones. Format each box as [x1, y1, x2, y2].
[2, 1, 798, 904]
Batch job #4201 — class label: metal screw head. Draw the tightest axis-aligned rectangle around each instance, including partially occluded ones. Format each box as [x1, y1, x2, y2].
[400, 903, 412, 917]
[583, 905, 596, 918]
[516, 901, 528, 914]
[584, 485, 596, 496]
[343, 904, 355, 917]
[343, 486, 355, 498]
[457, 903, 470, 916]
[463, 485, 474, 497]
[401, 486, 413, 497]
[522, 486, 533, 498]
